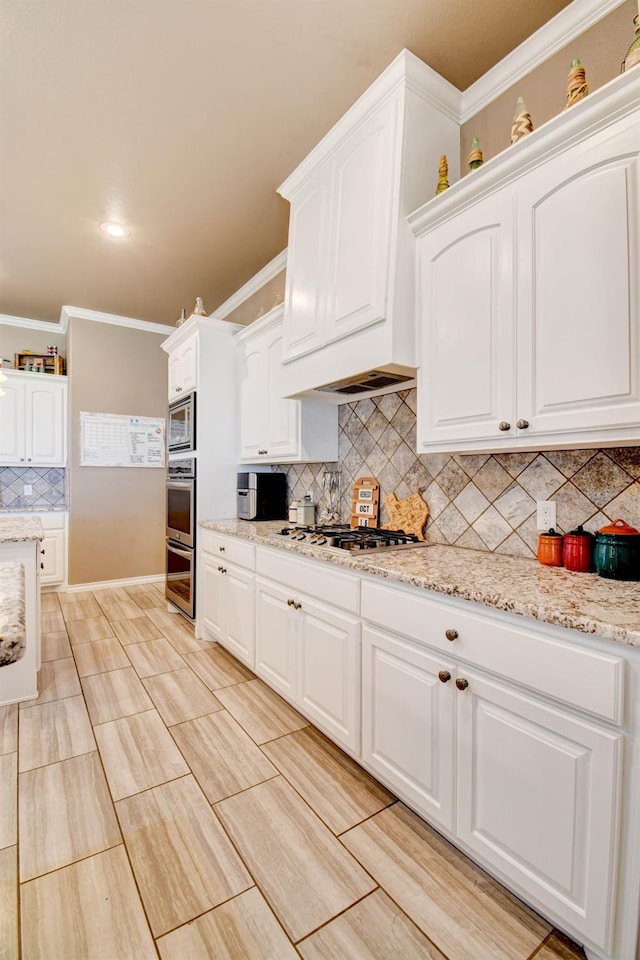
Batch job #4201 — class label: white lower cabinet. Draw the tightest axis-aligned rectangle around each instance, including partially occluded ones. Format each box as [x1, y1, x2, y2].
[457, 671, 622, 952]
[362, 625, 455, 830]
[200, 534, 255, 667]
[361, 591, 625, 957]
[7, 512, 67, 587]
[255, 574, 360, 753]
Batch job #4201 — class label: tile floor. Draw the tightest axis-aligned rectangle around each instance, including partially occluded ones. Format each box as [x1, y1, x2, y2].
[1, 581, 589, 959]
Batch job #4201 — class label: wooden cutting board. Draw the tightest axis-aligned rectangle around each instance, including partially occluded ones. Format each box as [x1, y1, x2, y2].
[384, 492, 429, 540]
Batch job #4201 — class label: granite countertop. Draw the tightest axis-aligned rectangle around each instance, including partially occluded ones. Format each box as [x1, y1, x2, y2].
[0, 561, 25, 666]
[0, 506, 67, 513]
[0, 516, 44, 543]
[200, 518, 640, 647]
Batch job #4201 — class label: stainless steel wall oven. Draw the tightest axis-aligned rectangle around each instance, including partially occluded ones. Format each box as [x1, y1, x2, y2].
[166, 457, 195, 618]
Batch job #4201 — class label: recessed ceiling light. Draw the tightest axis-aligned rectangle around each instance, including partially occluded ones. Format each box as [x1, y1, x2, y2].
[100, 221, 130, 238]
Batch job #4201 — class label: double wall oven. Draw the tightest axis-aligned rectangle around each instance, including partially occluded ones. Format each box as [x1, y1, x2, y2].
[166, 455, 196, 619]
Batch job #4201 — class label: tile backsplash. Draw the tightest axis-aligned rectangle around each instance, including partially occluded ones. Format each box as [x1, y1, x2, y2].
[0, 467, 66, 511]
[274, 388, 640, 559]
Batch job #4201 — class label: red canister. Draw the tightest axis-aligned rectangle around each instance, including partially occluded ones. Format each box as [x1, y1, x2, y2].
[562, 525, 594, 572]
[537, 528, 564, 566]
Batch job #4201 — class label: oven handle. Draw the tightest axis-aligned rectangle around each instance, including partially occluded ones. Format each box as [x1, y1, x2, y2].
[167, 543, 193, 560]
[167, 480, 193, 489]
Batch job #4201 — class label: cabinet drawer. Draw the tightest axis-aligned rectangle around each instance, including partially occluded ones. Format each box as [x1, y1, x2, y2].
[256, 547, 359, 613]
[200, 530, 255, 570]
[361, 580, 624, 724]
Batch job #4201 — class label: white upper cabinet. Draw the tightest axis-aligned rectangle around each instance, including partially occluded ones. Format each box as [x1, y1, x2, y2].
[412, 71, 640, 454]
[278, 50, 460, 398]
[0, 371, 67, 467]
[236, 305, 338, 463]
[167, 328, 198, 399]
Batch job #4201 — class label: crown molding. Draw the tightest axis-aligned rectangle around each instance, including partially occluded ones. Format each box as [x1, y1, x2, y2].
[0, 313, 67, 333]
[210, 249, 287, 320]
[234, 302, 285, 343]
[60, 305, 173, 336]
[460, 0, 628, 122]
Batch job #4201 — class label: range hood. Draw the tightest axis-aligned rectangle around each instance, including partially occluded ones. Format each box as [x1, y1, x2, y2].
[315, 368, 415, 396]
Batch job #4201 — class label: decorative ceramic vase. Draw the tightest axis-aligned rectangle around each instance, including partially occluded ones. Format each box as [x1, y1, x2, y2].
[193, 297, 207, 316]
[467, 137, 484, 171]
[176, 308, 187, 327]
[435, 154, 450, 195]
[565, 58, 589, 109]
[510, 96, 534, 144]
[622, 15, 640, 72]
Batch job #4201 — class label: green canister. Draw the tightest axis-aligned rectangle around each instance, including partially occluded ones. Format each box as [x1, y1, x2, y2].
[594, 518, 640, 581]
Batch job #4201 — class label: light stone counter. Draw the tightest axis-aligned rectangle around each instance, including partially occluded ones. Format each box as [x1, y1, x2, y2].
[0, 561, 25, 666]
[200, 518, 640, 647]
[0, 516, 44, 543]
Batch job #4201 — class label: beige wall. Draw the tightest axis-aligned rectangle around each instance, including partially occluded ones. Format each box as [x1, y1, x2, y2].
[223, 271, 286, 326]
[461, 0, 635, 166]
[0, 323, 67, 366]
[68, 318, 168, 585]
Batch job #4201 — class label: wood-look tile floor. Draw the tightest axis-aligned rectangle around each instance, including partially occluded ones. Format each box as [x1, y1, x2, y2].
[2, 581, 589, 960]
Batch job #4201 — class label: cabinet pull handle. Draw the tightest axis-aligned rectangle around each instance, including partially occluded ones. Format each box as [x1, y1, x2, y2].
[40, 562, 44, 569]
[218, 565, 226, 573]
[293, 601, 302, 610]
[445, 629, 458, 641]
[219, 546, 225, 552]
[516, 419, 529, 430]
[438, 670, 451, 683]
[287, 598, 295, 606]
[175, 387, 182, 392]
[455, 678, 469, 691]
[41, 549, 46, 555]
[498, 421, 511, 432]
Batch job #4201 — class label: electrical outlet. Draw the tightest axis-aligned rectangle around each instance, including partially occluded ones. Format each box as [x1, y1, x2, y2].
[536, 500, 556, 530]
[23, 484, 33, 496]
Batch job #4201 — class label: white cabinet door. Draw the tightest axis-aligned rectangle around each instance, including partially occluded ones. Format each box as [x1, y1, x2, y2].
[325, 97, 397, 343]
[26, 379, 66, 466]
[254, 577, 297, 700]
[40, 528, 65, 586]
[283, 168, 332, 361]
[201, 553, 225, 640]
[362, 625, 455, 830]
[239, 344, 263, 460]
[223, 564, 255, 667]
[516, 116, 640, 439]
[456, 670, 622, 952]
[264, 329, 299, 458]
[416, 191, 516, 450]
[298, 596, 360, 754]
[0, 379, 24, 464]
[168, 333, 199, 399]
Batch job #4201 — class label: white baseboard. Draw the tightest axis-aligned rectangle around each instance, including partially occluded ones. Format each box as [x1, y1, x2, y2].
[64, 574, 164, 593]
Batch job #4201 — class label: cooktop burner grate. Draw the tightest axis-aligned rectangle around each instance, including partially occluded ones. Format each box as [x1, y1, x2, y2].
[272, 524, 427, 552]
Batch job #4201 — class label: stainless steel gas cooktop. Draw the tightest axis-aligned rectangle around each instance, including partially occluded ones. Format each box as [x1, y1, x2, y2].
[269, 524, 429, 554]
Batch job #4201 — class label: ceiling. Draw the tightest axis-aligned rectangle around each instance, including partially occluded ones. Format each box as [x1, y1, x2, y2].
[1, 0, 573, 328]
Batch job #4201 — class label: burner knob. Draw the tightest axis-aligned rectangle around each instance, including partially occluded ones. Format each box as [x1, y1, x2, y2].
[317, 536, 327, 545]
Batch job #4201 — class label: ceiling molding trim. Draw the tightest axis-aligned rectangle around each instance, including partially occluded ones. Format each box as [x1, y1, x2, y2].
[0, 313, 67, 333]
[460, 0, 628, 122]
[210, 248, 288, 320]
[60, 305, 172, 336]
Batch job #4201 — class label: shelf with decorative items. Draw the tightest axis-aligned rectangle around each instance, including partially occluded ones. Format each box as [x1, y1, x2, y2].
[14, 352, 65, 376]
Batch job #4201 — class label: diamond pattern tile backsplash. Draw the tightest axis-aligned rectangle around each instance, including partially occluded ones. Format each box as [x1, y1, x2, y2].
[0, 467, 66, 511]
[273, 388, 640, 559]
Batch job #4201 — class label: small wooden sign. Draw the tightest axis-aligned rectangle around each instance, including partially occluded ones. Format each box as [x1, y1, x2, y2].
[351, 477, 379, 529]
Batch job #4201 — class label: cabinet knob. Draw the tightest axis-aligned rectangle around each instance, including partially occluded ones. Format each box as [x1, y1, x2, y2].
[293, 601, 302, 611]
[19, 457, 25, 462]
[445, 629, 458, 642]
[175, 387, 182, 393]
[258, 449, 268, 456]
[287, 598, 295, 607]
[455, 678, 469, 691]
[221, 567, 227, 574]
[41, 549, 45, 555]
[27, 457, 32, 462]
[40, 562, 45, 569]
[498, 421, 511, 432]
[516, 419, 530, 430]
[218, 565, 226, 573]
[438, 670, 451, 683]
[219, 546, 225, 552]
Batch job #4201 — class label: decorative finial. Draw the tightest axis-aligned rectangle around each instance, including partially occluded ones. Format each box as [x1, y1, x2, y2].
[565, 58, 589, 108]
[192, 297, 207, 316]
[435, 155, 449, 195]
[176, 308, 187, 328]
[622, 14, 640, 72]
[510, 96, 534, 144]
[467, 137, 484, 172]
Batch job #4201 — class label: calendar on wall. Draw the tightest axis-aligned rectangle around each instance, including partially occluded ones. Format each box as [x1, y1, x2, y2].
[80, 412, 165, 467]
